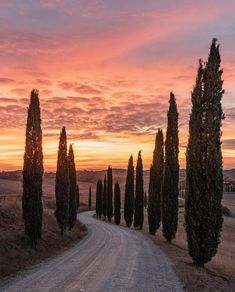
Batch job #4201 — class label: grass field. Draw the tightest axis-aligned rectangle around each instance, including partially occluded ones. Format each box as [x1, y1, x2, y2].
[0, 202, 87, 279]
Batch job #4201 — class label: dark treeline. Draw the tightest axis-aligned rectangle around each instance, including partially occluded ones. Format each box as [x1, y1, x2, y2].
[94, 39, 224, 267]
[22, 39, 224, 266]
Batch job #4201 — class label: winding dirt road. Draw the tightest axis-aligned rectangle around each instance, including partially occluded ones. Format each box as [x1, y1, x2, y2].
[1, 211, 183, 292]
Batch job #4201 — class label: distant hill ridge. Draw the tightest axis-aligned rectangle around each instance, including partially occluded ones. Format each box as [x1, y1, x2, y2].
[1, 169, 235, 182]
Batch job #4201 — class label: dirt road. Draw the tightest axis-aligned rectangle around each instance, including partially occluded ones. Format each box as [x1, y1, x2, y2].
[1, 211, 183, 292]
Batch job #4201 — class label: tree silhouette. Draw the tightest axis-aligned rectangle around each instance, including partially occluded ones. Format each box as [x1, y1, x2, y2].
[76, 184, 80, 211]
[114, 181, 121, 225]
[107, 166, 113, 221]
[88, 186, 92, 210]
[162, 93, 179, 242]
[134, 151, 144, 229]
[22, 89, 43, 247]
[96, 179, 103, 218]
[185, 39, 224, 265]
[55, 127, 69, 235]
[102, 175, 107, 220]
[124, 155, 134, 227]
[148, 129, 164, 235]
[144, 192, 147, 209]
[68, 144, 77, 230]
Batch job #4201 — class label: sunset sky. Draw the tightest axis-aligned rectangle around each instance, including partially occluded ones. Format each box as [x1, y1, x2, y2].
[0, 0, 235, 171]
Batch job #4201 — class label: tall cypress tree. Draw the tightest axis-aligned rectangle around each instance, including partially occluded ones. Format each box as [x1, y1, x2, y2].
[68, 144, 77, 230]
[185, 39, 224, 265]
[102, 175, 107, 220]
[134, 151, 144, 229]
[144, 192, 147, 209]
[148, 129, 164, 235]
[162, 93, 179, 242]
[76, 184, 80, 211]
[55, 127, 69, 235]
[114, 181, 121, 225]
[107, 166, 113, 221]
[124, 155, 134, 227]
[22, 89, 43, 247]
[96, 179, 103, 218]
[88, 186, 92, 210]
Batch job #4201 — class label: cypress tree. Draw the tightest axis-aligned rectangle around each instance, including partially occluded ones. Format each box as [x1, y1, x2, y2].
[22, 89, 43, 247]
[88, 186, 92, 210]
[124, 155, 134, 227]
[114, 181, 121, 225]
[102, 175, 107, 220]
[134, 151, 144, 229]
[144, 192, 147, 209]
[96, 179, 103, 218]
[148, 129, 164, 235]
[76, 184, 80, 211]
[55, 127, 69, 235]
[107, 166, 113, 221]
[185, 39, 224, 265]
[68, 144, 77, 230]
[162, 93, 179, 242]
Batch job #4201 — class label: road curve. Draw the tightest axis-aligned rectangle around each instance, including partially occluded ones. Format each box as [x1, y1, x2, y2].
[1, 211, 183, 292]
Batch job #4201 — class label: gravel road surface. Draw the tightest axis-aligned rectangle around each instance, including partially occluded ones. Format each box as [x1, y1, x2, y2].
[0, 211, 183, 292]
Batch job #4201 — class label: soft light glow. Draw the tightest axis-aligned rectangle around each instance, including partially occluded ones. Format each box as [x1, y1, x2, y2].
[0, 1, 235, 170]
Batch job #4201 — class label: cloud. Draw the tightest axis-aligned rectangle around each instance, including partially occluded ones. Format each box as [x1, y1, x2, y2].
[36, 79, 52, 86]
[0, 77, 15, 84]
[11, 88, 28, 95]
[222, 139, 235, 150]
[58, 81, 78, 90]
[74, 85, 102, 95]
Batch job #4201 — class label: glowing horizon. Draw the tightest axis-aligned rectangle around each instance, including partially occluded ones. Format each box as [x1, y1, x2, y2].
[1, 1, 235, 171]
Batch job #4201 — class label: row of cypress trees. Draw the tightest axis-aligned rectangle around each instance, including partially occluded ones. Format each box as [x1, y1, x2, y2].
[23, 91, 80, 245]
[22, 39, 224, 265]
[121, 39, 224, 267]
[95, 151, 145, 228]
[55, 128, 79, 234]
[123, 92, 179, 241]
[123, 151, 145, 229]
[95, 166, 121, 225]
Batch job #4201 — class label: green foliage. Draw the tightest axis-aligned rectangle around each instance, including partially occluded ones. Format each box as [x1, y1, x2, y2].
[107, 166, 113, 221]
[22, 89, 43, 247]
[102, 175, 107, 219]
[68, 144, 77, 230]
[124, 155, 134, 227]
[96, 179, 103, 218]
[162, 92, 179, 242]
[114, 181, 121, 225]
[55, 127, 69, 235]
[148, 129, 164, 235]
[134, 151, 144, 229]
[185, 39, 224, 265]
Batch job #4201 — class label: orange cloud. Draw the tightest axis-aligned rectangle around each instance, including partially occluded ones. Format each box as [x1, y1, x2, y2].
[0, 1, 235, 170]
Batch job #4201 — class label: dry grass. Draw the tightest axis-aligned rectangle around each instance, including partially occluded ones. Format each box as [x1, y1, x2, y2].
[119, 209, 235, 292]
[0, 202, 87, 279]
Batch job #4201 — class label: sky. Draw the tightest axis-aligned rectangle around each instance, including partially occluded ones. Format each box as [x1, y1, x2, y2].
[0, 0, 235, 171]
